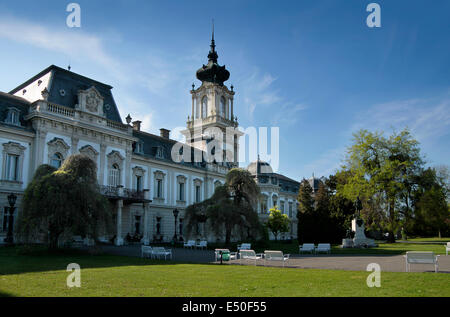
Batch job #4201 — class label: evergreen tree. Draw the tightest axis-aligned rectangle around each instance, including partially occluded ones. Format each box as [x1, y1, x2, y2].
[297, 179, 315, 243]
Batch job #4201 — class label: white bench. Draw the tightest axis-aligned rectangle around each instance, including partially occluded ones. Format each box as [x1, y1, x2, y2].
[183, 240, 196, 248]
[446, 242, 450, 256]
[264, 250, 290, 267]
[215, 249, 238, 261]
[141, 245, 153, 258]
[299, 243, 315, 254]
[404, 251, 440, 272]
[239, 249, 263, 265]
[315, 243, 331, 254]
[196, 240, 207, 249]
[152, 247, 172, 260]
[237, 243, 251, 251]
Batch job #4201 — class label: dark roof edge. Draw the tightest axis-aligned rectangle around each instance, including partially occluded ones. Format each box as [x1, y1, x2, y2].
[0, 91, 31, 104]
[9, 65, 113, 94]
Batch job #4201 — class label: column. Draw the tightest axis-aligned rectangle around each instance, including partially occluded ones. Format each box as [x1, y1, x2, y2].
[191, 94, 195, 119]
[125, 148, 132, 189]
[99, 143, 107, 184]
[115, 199, 124, 246]
[71, 137, 79, 155]
[142, 202, 150, 245]
[230, 98, 234, 119]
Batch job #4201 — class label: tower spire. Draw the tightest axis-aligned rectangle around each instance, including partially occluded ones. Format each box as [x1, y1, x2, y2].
[208, 19, 217, 63]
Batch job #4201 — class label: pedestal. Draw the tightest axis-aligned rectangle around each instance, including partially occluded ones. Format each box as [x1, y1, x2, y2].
[115, 237, 124, 246]
[351, 218, 376, 248]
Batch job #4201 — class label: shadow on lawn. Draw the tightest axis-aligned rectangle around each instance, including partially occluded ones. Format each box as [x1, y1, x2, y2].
[0, 245, 217, 276]
[0, 290, 14, 297]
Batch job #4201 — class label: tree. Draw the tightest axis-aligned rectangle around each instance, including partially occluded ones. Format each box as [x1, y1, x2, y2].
[339, 128, 425, 242]
[266, 206, 290, 241]
[297, 179, 315, 243]
[18, 154, 111, 249]
[184, 168, 261, 245]
[412, 167, 450, 237]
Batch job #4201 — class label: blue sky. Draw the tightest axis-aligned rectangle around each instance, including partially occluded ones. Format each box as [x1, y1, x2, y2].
[0, 0, 449, 181]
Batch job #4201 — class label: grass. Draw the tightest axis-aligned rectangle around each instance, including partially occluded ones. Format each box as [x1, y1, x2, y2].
[0, 246, 449, 297]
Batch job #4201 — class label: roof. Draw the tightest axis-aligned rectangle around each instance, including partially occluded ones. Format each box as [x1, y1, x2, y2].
[0, 91, 34, 132]
[247, 160, 273, 174]
[133, 130, 209, 170]
[10, 65, 122, 123]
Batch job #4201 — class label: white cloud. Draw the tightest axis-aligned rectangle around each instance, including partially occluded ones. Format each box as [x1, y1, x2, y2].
[302, 146, 347, 179]
[353, 96, 450, 144]
[0, 15, 127, 82]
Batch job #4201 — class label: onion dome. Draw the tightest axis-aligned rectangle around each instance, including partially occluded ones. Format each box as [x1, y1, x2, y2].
[196, 27, 230, 85]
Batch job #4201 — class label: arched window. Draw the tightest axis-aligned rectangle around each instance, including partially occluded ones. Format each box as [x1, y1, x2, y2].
[50, 153, 63, 168]
[220, 96, 226, 117]
[109, 163, 121, 187]
[260, 195, 268, 214]
[202, 96, 208, 118]
[195, 99, 200, 119]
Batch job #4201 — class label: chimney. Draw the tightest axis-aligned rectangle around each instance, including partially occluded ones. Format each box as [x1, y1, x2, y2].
[160, 128, 170, 139]
[132, 120, 142, 131]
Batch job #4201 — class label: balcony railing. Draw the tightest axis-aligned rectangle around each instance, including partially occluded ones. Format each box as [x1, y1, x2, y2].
[28, 100, 131, 133]
[99, 185, 148, 201]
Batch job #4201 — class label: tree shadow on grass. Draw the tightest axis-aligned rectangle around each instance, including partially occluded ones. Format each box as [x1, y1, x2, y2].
[0, 245, 217, 276]
[0, 290, 14, 297]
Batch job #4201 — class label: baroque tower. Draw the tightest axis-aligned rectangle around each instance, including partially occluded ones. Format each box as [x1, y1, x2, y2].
[182, 28, 242, 167]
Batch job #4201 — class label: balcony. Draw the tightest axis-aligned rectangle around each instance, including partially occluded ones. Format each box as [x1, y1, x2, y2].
[99, 185, 151, 204]
[27, 100, 132, 134]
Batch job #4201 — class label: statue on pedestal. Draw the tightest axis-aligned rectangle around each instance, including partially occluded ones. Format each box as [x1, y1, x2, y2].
[342, 196, 377, 248]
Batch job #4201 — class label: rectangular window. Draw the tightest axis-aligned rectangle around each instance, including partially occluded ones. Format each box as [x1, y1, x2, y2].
[6, 154, 19, 181]
[136, 175, 142, 191]
[195, 185, 201, 203]
[179, 218, 183, 236]
[156, 179, 162, 198]
[289, 202, 293, 218]
[156, 217, 161, 235]
[280, 202, 285, 214]
[179, 183, 185, 201]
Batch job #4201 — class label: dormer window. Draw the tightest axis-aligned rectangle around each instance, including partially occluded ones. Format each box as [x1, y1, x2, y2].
[5, 108, 20, 126]
[156, 146, 164, 159]
[134, 142, 144, 154]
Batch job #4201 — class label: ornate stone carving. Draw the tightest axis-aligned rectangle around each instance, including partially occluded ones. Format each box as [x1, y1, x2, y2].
[78, 86, 104, 116]
[47, 137, 70, 162]
[79, 144, 99, 163]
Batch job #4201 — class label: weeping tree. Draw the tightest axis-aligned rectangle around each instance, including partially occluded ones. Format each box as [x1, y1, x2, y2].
[17, 154, 112, 249]
[184, 168, 262, 245]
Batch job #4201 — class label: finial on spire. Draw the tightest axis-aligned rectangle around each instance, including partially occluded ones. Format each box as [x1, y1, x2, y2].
[210, 19, 216, 56]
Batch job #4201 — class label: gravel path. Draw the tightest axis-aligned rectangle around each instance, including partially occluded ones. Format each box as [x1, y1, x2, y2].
[92, 245, 450, 273]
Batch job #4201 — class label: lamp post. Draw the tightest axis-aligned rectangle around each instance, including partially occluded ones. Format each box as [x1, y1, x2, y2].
[173, 208, 179, 242]
[5, 193, 17, 244]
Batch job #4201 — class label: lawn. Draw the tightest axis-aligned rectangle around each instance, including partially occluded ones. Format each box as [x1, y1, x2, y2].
[0, 247, 449, 297]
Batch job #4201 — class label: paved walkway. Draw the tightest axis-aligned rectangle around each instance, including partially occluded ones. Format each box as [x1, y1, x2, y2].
[231, 254, 450, 273]
[92, 245, 450, 273]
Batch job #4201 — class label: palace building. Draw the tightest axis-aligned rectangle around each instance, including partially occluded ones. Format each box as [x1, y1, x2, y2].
[0, 34, 305, 245]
